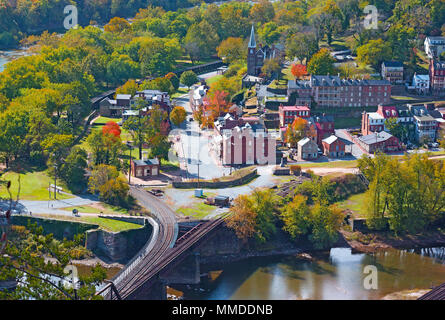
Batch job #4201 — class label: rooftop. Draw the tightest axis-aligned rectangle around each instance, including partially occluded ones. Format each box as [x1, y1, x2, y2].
[132, 158, 159, 166]
[116, 94, 132, 100]
[359, 131, 394, 145]
[382, 61, 403, 68]
[280, 105, 310, 112]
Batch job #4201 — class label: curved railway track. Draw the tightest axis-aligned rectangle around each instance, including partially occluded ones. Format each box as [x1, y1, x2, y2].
[98, 186, 228, 300]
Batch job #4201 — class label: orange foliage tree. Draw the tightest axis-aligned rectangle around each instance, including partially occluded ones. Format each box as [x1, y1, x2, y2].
[201, 90, 230, 128]
[225, 195, 257, 243]
[291, 64, 307, 79]
[285, 117, 316, 147]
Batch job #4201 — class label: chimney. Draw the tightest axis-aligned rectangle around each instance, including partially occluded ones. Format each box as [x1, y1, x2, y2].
[142, 151, 149, 161]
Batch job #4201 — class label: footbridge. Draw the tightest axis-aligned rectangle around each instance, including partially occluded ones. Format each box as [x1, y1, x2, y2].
[96, 186, 229, 300]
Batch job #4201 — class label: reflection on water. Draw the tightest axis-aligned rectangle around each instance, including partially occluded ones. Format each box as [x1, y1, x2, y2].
[180, 247, 445, 300]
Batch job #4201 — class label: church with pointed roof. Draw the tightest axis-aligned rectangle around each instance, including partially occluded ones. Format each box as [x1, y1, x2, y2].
[246, 25, 283, 77]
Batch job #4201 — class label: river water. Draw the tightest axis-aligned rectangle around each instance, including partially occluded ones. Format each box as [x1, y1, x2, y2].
[0, 49, 30, 72]
[178, 247, 445, 300]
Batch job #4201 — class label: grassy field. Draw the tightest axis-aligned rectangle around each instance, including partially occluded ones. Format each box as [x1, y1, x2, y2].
[0, 170, 73, 201]
[334, 117, 361, 129]
[206, 74, 223, 85]
[177, 202, 216, 220]
[61, 203, 129, 215]
[298, 160, 358, 169]
[337, 192, 367, 218]
[171, 87, 189, 98]
[34, 214, 142, 232]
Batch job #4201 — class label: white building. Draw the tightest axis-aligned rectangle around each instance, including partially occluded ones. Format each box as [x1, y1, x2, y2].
[424, 36, 445, 59]
[412, 74, 430, 95]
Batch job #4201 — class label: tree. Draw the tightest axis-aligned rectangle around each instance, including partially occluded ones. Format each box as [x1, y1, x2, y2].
[217, 37, 245, 64]
[286, 33, 319, 65]
[203, 90, 230, 125]
[249, 0, 275, 25]
[291, 64, 307, 79]
[60, 147, 88, 193]
[281, 194, 311, 240]
[138, 37, 181, 77]
[170, 106, 187, 127]
[285, 117, 316, 147]
[0, 223, 106, 300]
[98, 176, 130, 207]
[308, 204, 343, 249]
[307, 48, 335, 75]
[180, 70, 199, 89]
[356, 39, 392, 69]
[184, 20, 220, 62]
[165, 72, 180, 91]
[262, 57, 281, 80]
[226, 195, 256, 243]
[88, 164, 119, 195]
[104, 17, 130, 34]
[122, 98, 150, 160]
[385, 118, 407, 142]
[41, 134, 74, 180]
[116, 79, 140, 97]
[258, 22, 283, 46]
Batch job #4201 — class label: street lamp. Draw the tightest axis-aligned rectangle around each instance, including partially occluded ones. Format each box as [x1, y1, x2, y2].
[127, 141, 133, 185]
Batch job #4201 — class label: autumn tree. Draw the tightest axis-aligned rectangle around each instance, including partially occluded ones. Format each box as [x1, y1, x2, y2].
[226, 195, 256, 243]
[285, 117, 316, 147]
[170, 106, 187, 127]
[261, 57, 281, 79]
[203, 90, 230, 125]
[281, 194, 311, 240]
[104, 17, 130, 34]
[116, 79, 140, 97]
[217, 37, 245, 64]
[291, 64, 307, 79]
[286, 33, 319, 65]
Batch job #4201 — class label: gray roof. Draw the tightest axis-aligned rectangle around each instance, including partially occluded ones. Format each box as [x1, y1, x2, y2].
[311, 75, 390, 87]
[248, 25, 256, 48]
[382, 61, 403, 68]
[116, 94, 132, 100]
[132, 158, 159, 166]
[359, 131, 394, 145]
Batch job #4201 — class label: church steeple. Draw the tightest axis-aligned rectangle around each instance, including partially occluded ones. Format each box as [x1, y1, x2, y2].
[248, 25, 256, 49]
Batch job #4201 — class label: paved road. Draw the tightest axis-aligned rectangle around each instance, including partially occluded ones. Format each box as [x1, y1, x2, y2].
[171, 94, 231, 180]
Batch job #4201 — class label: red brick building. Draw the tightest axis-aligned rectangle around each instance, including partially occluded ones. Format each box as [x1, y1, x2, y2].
[429, 60, 445, 96]
[278, 105, 310, 127]
[322, 135, 346, 158]
[314, 114, 335, 146]
[130, 158, 160, 178]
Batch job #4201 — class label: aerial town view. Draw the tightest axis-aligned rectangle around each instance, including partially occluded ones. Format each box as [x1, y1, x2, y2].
[0, 0, 444, 309]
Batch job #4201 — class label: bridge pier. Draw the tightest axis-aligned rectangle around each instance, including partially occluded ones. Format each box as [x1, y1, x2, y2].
[160, 252, 201, 285]
[127, 277, 167, 300]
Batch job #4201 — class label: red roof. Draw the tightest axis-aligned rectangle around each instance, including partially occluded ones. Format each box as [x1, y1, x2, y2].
[280, 105, 310, 112]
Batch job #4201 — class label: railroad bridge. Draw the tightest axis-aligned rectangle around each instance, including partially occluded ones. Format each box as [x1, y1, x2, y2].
[96, 187, 232, 300]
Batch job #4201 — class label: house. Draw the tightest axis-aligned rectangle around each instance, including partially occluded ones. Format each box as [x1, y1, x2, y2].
[297, 137, 318, 161]
[116, 94, 132, 108]
[412, 74, 430, 95]
[381, 61, 404, 84]
[314, 114, 335, 146]
[135, 89, 171, 110]
[189, 84, 209, 111]
[361, 104, 415, 137]
[278, 105, 310, 127]
[361, 111, 385, 136]
[322, 135, 346, 158]
[287, 75, 391, 108]
[357, 131, 403, 153]
[424, 36, 445, 59]
[99, 98, 121, 117]
[130, 157, 160, 178]
[408, 104, 437, 142]
[429, 60, 445, 96]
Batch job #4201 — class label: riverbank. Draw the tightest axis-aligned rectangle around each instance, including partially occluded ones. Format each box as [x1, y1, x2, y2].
[341, 229, 445, 254]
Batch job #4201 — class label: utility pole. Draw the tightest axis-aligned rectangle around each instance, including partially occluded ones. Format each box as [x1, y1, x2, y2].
[53, 164, 57, 200]
[127, 142, 133, 185]
[197, 130, 200, 188]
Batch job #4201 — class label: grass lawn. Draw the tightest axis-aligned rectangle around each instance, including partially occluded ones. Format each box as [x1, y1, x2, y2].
[334, 117, 361, 129]
[61, 203, 129, 215]
[337, 192, 367, 218]
[177, 202, 216, 220]
[160, 159, 180, 172]
[171, 87, 189, 99]
[33, 214, 142, 232]
[0, 170, 73, 201]
[299, 160, 358, 169]
[82, 217, 141, 232]
[206, 74, 223, 85]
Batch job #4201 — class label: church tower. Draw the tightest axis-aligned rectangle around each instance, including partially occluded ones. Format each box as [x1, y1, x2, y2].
[247, 25, 257, 76]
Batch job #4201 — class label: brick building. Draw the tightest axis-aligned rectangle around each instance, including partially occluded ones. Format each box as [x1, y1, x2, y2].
[357, 131, 403, 153]
[322, 135, 346, 158]
[130, 158, 160, 178]
[287, 75, 391, 108]
[278, 105, 310, 127]
[429, 60, 445, 96]
[381, 61, 404, 84]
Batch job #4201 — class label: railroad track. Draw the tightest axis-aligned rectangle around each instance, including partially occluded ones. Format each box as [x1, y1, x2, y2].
[98, 186, 229, 300]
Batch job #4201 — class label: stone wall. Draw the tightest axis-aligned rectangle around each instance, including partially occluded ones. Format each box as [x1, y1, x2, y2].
[172, 168, 258, 189]
[86, 223, 152, 263]
[11, 216, 98, 241]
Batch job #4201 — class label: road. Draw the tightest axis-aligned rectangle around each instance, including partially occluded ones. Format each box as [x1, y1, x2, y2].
[171, 94, 231, 180]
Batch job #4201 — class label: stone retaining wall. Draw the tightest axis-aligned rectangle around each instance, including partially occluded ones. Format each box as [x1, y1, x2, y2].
[172, 168, 258, 189]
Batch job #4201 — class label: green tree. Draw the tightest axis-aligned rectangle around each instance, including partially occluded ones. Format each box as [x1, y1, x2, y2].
[122, 98, 150, 160]
[60, 147, 88, 193]
[308, 204, 344, 249]
[307, 48, 335, 75]
[281, 194, 311, 240]
[356, 39, 392, 69]
[180, 70, 199, 89]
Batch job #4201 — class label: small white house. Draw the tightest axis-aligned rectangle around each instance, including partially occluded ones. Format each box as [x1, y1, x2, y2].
[412, 74, 430, 95]
[424, 36, 445, 59]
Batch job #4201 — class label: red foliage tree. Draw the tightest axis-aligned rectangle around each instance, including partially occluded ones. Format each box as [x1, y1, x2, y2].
[291, 64, 307, 79]
[102, 121, 121, 138]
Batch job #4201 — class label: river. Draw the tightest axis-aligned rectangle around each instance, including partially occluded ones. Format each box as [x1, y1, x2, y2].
[176, 247, 445, 300]
[0, 49, 30, 72]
